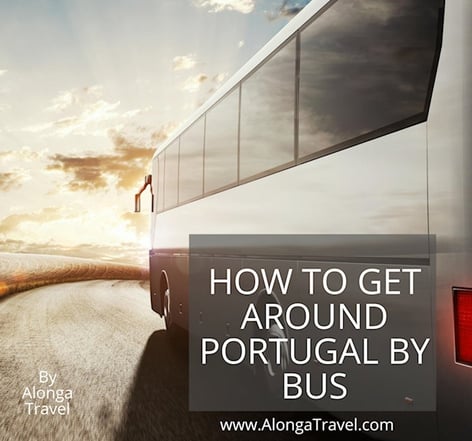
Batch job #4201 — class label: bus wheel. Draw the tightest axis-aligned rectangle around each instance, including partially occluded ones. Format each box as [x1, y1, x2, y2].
[161, 273, 175, 334]
[163, 286, 172, 330]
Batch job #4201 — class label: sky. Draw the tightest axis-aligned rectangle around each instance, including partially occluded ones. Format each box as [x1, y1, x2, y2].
[0, 0, 309, 265]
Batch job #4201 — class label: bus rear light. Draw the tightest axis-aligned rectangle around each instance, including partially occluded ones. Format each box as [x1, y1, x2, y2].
[453, 288, 472, 366]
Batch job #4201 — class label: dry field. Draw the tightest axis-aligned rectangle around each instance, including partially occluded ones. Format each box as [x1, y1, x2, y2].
[0, 253, 148, 298]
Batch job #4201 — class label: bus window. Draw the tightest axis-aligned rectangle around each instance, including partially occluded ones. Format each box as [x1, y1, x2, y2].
[204, 87, 239, 194]
[298, 0, 440, 159]
[240, 37, 296, 181]
[164, 139, 179, 209]
[157, 155, 165, 212]
[179, 117, 204, 204]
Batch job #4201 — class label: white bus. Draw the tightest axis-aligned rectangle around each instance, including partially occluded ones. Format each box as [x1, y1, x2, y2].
[136, 0, 471, 439]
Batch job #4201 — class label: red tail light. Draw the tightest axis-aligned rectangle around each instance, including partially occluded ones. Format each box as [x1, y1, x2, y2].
[453, 288, 472, 366]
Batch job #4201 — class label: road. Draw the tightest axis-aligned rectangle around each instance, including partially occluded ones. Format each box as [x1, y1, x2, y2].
[0, 280, 372, 441]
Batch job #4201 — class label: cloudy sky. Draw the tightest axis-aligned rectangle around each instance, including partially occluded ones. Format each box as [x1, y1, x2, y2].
[0, 0, 308, 265]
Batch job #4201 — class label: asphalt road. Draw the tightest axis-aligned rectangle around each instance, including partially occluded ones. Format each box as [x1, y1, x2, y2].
[0, 280, 372, 441]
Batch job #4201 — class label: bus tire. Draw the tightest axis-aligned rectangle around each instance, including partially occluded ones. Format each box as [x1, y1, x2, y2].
[161, 273, 176, 334]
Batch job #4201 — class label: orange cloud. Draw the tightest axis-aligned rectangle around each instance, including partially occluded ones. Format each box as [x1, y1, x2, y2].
[47, 154, 110, 191]
[0, 172, 21, 191]
[0, 169, 30, 191]
[47, 125, 173, 192]
[0, 207, 64, 235]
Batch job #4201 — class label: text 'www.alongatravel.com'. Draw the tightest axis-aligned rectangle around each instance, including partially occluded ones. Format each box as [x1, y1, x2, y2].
[219, 417, 394, 436]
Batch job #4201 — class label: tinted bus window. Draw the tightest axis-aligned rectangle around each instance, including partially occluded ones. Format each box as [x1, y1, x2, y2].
[240, 38, 296, 180]
[298, 0, 441, 159]
[164, 140, 179, 209]
[204, 87, 239, 193]
[157, 155, 165, 212]
[179, 117, 204, 203]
